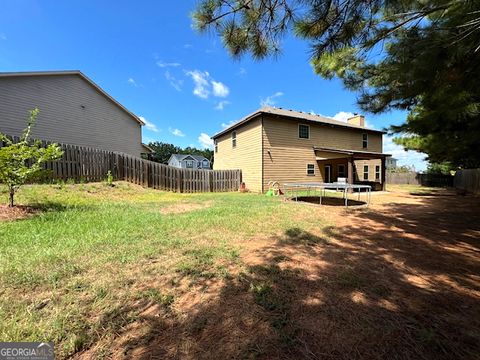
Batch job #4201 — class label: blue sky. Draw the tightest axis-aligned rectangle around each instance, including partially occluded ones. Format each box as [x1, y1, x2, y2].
[0, 0, 426, 170]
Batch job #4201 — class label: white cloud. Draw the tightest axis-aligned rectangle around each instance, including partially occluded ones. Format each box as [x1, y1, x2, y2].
[186, 70, 210, 99]
[0, 33, 6, 40]
[221, 120, 237, 128]
[185, 70, 230, 100]
[260, 91, 284, 107]
[184, 44, 193, 49]
[156, 61, 181, 68]
[164, 71, 183, 91]
[198, 133, 214, 149]
[215, 100, 231, 110]
[211, 81, 229, 97]
[330, 111, 355, 122]
[238, 67, 247, 76]
[139, 116, 160, 133]
[383, 135, 428, 171]
[127, 78, 138, 87]
[169, 127, 185, 137]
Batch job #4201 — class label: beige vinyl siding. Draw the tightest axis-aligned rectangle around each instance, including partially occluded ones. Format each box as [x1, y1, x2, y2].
[213, 118, 262, 192]
[0, 75, 144, 156]
[262, 115, 383, 190]
[353, 159, 382, 182]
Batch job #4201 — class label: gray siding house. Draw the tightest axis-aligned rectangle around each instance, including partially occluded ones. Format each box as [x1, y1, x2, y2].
[168, 154, 211, 169]
[0, 70, 151, 157]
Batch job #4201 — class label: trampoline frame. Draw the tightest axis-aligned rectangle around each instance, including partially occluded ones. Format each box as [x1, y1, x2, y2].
[283, 182, 372, 207]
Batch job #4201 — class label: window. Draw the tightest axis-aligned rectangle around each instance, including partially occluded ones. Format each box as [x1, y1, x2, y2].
[338, 164, 346, 178]
[362, 133, 368, 149]
[186, 160, 194, 168]
[203, 160, 209, 168]
[307, 164, 315, 175]
[214, 139, 218, 153]
[375, 165, 380, 180]
[232, 131, 237, 148]
[299, 124, 310, 139]
[363, 165, 369, 180]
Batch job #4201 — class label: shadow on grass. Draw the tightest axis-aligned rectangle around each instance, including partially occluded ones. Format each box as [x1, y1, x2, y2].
[290, 196, 367, 207]
[76, 189, 480, 360]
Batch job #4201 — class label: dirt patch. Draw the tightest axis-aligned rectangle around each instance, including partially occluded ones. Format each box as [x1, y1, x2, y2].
[160, 201, 213, 214]
[0, 205, 39, 221]
[74, 188, 480, 360]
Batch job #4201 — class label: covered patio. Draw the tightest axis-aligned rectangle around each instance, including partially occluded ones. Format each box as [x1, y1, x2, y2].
[314, 146, 391, 191]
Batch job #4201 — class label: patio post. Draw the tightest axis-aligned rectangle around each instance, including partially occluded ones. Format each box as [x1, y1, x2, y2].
[347, 156, 354, 193]
[381, 156, 387, 191]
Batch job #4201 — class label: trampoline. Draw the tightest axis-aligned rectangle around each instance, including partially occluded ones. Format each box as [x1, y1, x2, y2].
[283, 182, 372, 207]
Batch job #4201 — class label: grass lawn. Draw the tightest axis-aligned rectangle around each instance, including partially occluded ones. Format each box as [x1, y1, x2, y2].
[1, 182, 479, 359]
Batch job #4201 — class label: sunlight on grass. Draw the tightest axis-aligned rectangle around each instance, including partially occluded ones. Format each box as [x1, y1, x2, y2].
[0, 182, 330, 358]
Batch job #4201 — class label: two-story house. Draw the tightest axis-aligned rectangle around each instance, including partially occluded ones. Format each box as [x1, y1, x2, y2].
[0, 70, 152, 157]
[212, 106, 389, 192]
[168, 154, 211, 169]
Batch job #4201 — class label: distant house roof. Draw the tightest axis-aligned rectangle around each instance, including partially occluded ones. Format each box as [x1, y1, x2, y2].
[141, 143, 154, 153]
[212, 106, 385, 139]
[170, 154, 210, 162]
[0, 70, 144, 126]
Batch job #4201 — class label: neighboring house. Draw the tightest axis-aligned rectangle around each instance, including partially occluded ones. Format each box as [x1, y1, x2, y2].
[212, 106, 390, 192]
[386, 157, 398, 170]
[168, 154, 211, 169]
[0, 70, 152, 157]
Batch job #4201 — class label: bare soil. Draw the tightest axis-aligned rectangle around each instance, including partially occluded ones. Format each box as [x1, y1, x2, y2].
[74, 188, 480, 360]
[0, 204, 38, 221]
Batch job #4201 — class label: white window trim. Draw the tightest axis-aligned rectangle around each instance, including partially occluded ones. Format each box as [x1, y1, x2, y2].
[362, 133, 368, 149]
[307, 163, 315, 176]
[298, 124, 310, 139]
[375, 165, 381, 180]
[363, 165, 369, 180]
[186, 160, 194, 168]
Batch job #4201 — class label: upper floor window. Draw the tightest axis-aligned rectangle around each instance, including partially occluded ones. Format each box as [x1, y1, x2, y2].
[299, 124, 310, 139]
[362, 133, 368, 148]
[214, 139, 218, 153]
[232, 131, 237, 148]
[186, 160, 194, 168]
[203, 160, 209, 168]
[363, 165, 369, 180]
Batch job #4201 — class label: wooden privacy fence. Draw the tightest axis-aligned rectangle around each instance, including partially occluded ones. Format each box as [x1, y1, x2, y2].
[0, 136, 242, 193]
[454, 169, 480, 194]
[387, 172, 453, 187]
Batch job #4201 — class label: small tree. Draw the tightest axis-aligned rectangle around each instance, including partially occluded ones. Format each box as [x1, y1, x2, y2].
[0, 109, 64, 207]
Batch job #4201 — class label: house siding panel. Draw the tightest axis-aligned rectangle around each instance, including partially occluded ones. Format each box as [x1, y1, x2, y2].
[0, 75, 144, 156]
[213, 118, 262, 192]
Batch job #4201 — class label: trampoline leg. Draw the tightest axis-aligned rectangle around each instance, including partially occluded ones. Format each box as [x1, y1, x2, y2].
[345, 188, 348, 207]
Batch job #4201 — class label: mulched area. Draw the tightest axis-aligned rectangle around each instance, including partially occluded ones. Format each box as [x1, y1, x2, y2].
[0, 204, 39, 221]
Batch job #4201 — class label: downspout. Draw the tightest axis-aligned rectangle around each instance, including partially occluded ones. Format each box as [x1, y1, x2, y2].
[261, 114, 264, 193]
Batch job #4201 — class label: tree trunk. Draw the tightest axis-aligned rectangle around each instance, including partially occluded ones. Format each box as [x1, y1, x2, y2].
[9, 187, 14, 207]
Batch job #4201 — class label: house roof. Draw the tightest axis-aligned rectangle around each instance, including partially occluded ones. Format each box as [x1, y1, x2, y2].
[0, 70, 144, 125]
[141, 143, 154, 153]
[169, 154, 210, 162]
[212, 106, 385, 139]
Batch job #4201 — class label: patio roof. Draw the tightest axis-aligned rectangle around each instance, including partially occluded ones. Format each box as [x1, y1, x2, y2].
[314, 146, 391, 160]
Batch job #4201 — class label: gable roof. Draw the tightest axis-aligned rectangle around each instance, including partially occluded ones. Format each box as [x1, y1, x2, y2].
[212, 106, 385, 139]
[169, 154, 210, 162]
[0, 70, 144, 125]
